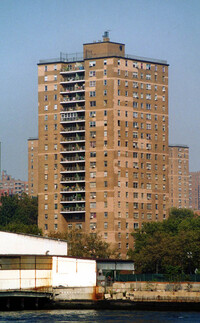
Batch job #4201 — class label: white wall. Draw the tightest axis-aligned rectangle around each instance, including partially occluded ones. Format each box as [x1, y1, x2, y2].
[0, 231, 67, 256]
[0, 270, 52, 290]
[52, 257, 96, 287]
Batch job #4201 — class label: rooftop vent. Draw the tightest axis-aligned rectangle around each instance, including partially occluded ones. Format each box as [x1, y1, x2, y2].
[102, 30, 110, 42]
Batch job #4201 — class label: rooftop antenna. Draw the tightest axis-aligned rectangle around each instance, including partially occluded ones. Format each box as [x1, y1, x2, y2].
[102, 30, 111, 41]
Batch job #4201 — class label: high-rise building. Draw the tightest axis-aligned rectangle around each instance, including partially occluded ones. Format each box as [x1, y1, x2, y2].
[38, 33, 169, 257]
[189, 171, 200, 211]
[169, 145, 189, 209]
[28, 138, 38, 197]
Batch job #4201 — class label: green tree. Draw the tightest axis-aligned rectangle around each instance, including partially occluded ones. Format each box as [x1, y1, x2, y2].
[0, 193, 41, 234]
[50, 229, 118, 259]
[128, 208, 200, 274]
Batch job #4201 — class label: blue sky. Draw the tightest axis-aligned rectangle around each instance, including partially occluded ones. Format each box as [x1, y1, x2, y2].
[0, 0, 200, 180]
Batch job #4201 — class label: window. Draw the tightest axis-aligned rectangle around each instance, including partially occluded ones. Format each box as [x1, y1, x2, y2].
[89, 71, 96, 77]
[90, 91, 96, 97]
[133, 72, 138, 78]
[89, 61, 96, 67]
[54, 84, 57, 90]
[54, 94, 57, 100]
[146, 74, 151, 80]
[133, 112, 138, 118]
[90, 101, 96, 107]
[54, 104, 57, 110]
[45, 65, 47, 72]
[146, 94, 151, 100]
[89, 81, 96, 87]
[104, 80, 107, 86]
[90, 202, 96, 208]
[89, 111, 96, 117]
[90, 172, 96, 178]
[44, 95, 48, 101]
[146, 84, 151, 90]
[146, 123, 151, 130]
[104, 69, 107, 76]
[104, 90, 107, 96]
[133, 223, 139, 230]
[89, 121, 96, 127]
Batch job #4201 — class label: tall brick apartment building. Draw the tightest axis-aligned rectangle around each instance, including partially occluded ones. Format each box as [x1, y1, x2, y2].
[169, 145, 189, 209]
[37, 33, 169, 257]
[28, 138, 38, 197]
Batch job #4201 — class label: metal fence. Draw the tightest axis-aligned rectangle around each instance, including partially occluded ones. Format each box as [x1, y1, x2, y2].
[116, 273, 200, 282]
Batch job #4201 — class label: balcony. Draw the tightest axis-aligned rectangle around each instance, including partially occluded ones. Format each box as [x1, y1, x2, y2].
[61, 194, 85, 202]
[60, 185, 85, 193]
[60, 156, 85, 163]
[60, 95, 85, 104]
[60, 175, 85, 183]
[61, 106, 85, 113]
[61, 206, 85, 213]
[60, 116, 85, 123]
[60, 85, 85, 94]
[60, 77, 85, 84]
[61, 166, 85, 173]
[60, 125, 85, 133]
[60, 65, 84, 74]
[60, 145, 85, 153]
[60, 136, 85, 144]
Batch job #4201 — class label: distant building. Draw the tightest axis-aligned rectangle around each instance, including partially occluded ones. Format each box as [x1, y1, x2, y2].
[189, 171, 200, 211]
[28, 138, 38, 197]
[169, 145, 189, 209]
[0, 170, 29, 197]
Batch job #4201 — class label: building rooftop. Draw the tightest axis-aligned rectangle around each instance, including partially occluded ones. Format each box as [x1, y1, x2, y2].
[169, 144, 189, 148]
[38, 52, 168, 65]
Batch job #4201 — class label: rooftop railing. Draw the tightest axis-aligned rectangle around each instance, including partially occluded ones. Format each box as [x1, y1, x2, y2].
[39, 51, 167, 65]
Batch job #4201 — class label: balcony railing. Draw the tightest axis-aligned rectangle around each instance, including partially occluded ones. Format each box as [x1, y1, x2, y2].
[60, 116, 85, 122]
[61, 126, 85, 132]
[61, 96, 85, 102]
[61, 145, 85, 152]
[60, 76, 85, 83]
[61, 195, 85, 202]
[61, 206, 85, 212]
[61, 136, 85, 142]
[61, 85, 85, 92]
[61, 186, 85, 192]
[61, 176, 85, 182]
[61, 106, 85, 112]
[61, 166, 85, 172]
[61, 65, 84, 72]
[60, 156, 85, 162]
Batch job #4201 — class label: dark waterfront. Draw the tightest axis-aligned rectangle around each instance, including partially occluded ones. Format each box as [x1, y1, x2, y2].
[0, 310, 200, 323]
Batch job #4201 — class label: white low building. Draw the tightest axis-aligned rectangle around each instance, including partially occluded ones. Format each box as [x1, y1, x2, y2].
[0, 231, 67, 256]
